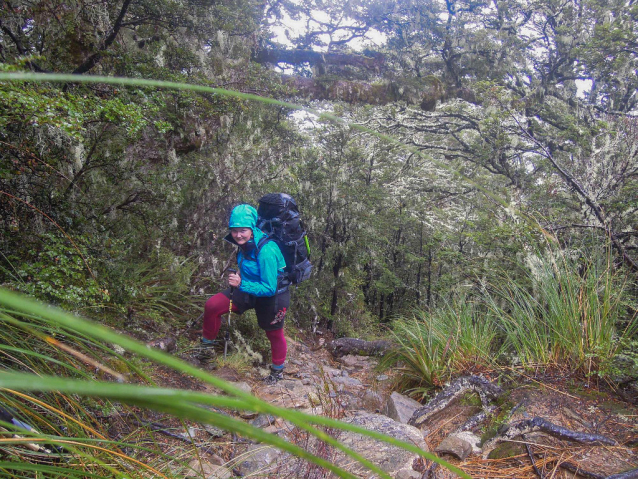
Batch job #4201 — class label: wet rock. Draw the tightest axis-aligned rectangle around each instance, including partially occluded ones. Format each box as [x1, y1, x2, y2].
[435, 434, 473, 460]
[186, 458, 232, 478]
[332, 411, 428, 477]
[384, 391, 423, 424]
[250, 414, 277, 428]
[146, 336, 176, 352]
[331, 376, 363, 388]
[229, 381, 252, 395]
[236, 444, 284, 477]
[361, 390, 384, 412]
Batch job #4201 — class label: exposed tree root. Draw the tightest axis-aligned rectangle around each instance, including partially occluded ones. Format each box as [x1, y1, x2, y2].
[326, 338, 392, 358]
[523, 435, 545, 479]
[482, 417, 617, 456]
[454, 405, 497, 433]
[409, 376, 503, 428]
[606, 468, 638, 479]
[558, 462, 638, 479]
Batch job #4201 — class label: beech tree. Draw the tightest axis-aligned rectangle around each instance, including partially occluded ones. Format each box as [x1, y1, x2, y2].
[1, 0, 636, 322]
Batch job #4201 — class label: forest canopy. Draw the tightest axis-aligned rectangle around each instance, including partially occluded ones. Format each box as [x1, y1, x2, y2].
[1, 0, 637, 327]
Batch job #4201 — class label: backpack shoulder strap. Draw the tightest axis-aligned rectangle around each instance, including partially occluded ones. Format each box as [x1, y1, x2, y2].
[255, 236, 271, 256]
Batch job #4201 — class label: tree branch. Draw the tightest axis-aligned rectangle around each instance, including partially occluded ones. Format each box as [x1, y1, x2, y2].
[254, 47, 384, 70]
[72, 0, 134, 75]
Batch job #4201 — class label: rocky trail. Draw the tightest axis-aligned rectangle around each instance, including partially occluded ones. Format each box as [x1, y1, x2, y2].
[134, 333, 638, 479]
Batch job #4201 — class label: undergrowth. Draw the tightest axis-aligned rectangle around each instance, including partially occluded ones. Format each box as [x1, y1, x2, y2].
[383, 247, 637, 396]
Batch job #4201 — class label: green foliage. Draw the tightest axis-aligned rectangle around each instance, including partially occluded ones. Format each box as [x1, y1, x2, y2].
[384, 246, 635, 397]
[108, 248, 199, 320]
[4, 233, 109, 309]
[232, 310, 270, 363]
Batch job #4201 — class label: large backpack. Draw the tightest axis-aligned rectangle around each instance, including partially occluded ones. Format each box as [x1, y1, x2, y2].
[256, 193, 312, 284]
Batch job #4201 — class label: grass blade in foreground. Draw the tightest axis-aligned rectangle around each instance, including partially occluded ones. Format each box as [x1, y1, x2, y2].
[0, 288, 470, 478]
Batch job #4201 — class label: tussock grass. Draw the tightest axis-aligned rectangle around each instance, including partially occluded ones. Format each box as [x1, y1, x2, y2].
[382, 298, 498, 396]
[489, 250, 636, 375]
[384, 249, 637, 394]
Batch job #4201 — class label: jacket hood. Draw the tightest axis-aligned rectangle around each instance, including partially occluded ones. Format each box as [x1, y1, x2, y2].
[229, 204, 257, 228]
[224, 204, 266, 247]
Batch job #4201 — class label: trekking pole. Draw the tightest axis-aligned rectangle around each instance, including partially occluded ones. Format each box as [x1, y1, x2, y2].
[224, 268, 237, 359]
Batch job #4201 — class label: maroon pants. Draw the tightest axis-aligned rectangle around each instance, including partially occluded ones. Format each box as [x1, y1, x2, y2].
[203, 291, 287, 366]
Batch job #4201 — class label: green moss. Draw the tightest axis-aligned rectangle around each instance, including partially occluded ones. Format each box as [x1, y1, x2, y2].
[487, 441, 526, 459]
[480, 399, 517, 445]
[460, 392, 482, 408]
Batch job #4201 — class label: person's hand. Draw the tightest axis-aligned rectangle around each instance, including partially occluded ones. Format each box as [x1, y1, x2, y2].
[228, 272, 241, 288]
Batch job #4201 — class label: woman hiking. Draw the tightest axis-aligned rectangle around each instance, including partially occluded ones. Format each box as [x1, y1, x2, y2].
[201, 204, 290, 384]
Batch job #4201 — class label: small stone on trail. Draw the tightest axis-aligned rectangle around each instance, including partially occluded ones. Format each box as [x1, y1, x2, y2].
[229, 381, 252, 394]
[361, 390, 384, 412]
[111, 344, 126, 355]
[435, 434, 473, 460]
[331, 376, 363, 388]
[202, 424, 225, 438]
[186, 459, 232, 479]
[146, 336, 177, 352]
[250, 414, 277, 428]
[236, 444, 283, 477]
[240, 411, 259, 419]
[376, 374, 389, 381]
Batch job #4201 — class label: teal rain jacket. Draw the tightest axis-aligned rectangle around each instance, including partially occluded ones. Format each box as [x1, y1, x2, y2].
[224, 204, 286, 297]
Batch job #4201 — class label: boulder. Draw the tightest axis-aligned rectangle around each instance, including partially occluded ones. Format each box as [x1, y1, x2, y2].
[435, 434, 473, 460]
[332, 411, 428, 477]
[384, 391, 423, 424]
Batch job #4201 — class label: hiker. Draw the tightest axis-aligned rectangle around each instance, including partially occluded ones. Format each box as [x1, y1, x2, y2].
[201, 204, 290, 384]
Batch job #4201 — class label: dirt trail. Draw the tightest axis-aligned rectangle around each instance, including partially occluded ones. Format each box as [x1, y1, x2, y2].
[141, 332, 638, 478]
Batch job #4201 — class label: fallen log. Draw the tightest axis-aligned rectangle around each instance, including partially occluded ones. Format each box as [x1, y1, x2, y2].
[409, 376, 503, 428]
[326, 338, 392, 358]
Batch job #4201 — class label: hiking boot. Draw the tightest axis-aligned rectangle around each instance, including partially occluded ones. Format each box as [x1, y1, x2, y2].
[200, 337, 220, 348]
[263, 365, 284, 385]
[196, 338, 220, 361]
